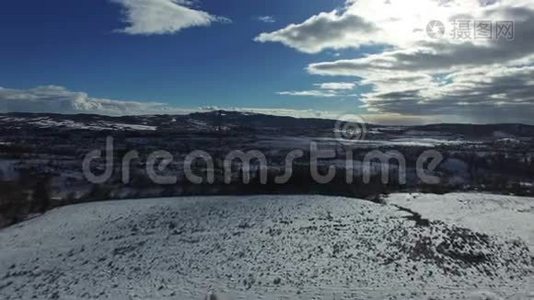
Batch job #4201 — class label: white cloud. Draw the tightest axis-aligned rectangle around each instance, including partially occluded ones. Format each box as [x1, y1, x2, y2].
[111, 0, 229, 35]
[0, 85, 464, 125]
[0, 85, 193, 115]
[257, 16, 276, 23]
[254, 10, 376, 54]
[277, 82, 357, 98]
[255, 0, 521, 53]
[0, 85, 339, 119]
[315, 82, 356, 90]
[277, 90, 341, 98]
[278, 86, 359, 98]
[277, 82, 356, 98]
[257, 0, 534, 123]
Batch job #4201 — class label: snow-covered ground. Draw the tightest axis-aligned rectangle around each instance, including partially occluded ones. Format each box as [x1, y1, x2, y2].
[254, 136, 472, 150]
[0, 195, 532, 300]
[0, 116, 157, 131]
[386, 193, 534, 252]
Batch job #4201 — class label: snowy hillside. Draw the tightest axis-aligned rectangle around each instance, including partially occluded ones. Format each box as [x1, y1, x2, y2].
[386, 193, 534, 252]
[0, 195, 532, 299]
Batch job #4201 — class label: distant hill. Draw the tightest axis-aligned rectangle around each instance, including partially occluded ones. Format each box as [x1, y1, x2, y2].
[1, 111, 534, 139]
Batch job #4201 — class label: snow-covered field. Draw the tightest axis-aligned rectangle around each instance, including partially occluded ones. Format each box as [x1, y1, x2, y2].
[0, 116, 157, 131]
[253, 136, 472, 150]
[0, 195, 532, 299]
[386, 193, 534, 252]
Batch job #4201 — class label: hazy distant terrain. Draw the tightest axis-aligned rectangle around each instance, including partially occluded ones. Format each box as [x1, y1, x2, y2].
[1, 111, 534, 227]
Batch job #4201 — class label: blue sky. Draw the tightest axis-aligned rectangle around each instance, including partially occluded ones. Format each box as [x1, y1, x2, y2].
[0, 0, 369, 116]
[1, 0, 533, 124]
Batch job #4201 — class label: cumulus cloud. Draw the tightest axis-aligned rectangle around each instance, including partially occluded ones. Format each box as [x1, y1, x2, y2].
[258, 0, 534, 123]
[255, 0, 525, 53]
[254, 10, 376, 54]
[111, 0, 229, 35]
[0, 85, 193, 115]
[361, 64, 534, 123]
